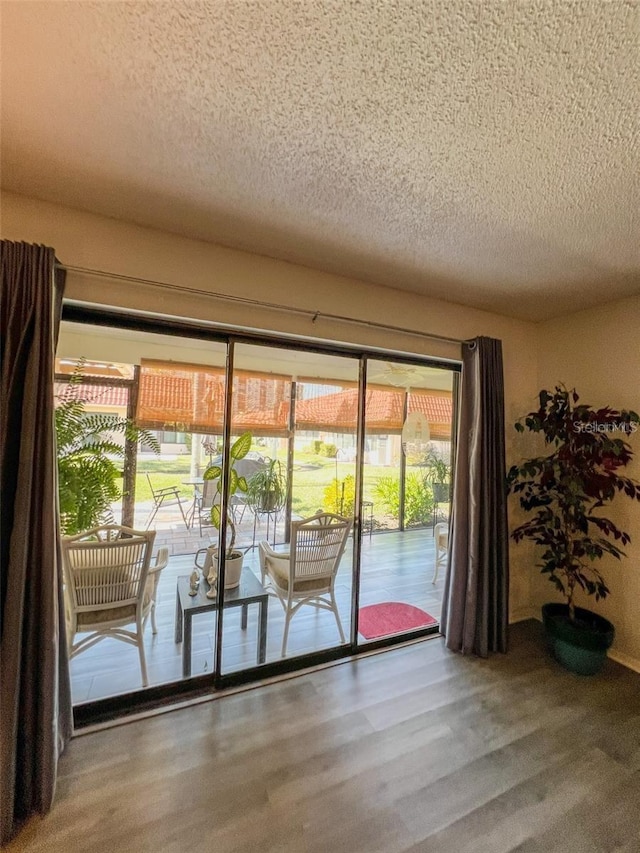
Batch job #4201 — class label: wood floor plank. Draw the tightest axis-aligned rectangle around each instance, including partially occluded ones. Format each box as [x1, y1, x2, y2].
[508, 769, 640, 853]
[406, 746, 633, 853]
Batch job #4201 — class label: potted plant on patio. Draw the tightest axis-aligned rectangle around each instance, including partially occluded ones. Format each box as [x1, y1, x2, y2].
[56, 360, 159, 535]
[508, 385, 640, 674]
[246, 456, 287, 515]
[422, 449, 452, 504]
[203, 430, 252, 590]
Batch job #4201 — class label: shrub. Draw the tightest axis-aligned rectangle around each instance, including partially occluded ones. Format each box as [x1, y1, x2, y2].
[373, 475, 400, 519]
[323, 475, 355, 515]
[374, 472, 434, 526]
[308, 440, 338, 458]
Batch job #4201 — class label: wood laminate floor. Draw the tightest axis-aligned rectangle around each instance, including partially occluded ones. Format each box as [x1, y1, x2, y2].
[9, 621, 640, 852]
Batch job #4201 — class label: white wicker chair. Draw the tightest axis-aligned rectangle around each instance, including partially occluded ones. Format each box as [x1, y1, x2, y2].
[62, 525, 168, 687]
[258, 512, 353, 656]
[432, 521, 449, 584]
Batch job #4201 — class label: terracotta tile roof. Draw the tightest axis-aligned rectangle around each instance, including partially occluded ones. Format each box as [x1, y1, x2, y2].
[295, 388, 452, 437]
[54, 382, 128, 408]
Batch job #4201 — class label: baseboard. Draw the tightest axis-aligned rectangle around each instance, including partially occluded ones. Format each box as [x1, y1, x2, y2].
[608, 648, 640, 674]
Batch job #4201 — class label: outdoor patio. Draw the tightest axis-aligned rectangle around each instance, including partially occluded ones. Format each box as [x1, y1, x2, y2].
[130, 495, 289, 557]
[68, 525, 445, 704]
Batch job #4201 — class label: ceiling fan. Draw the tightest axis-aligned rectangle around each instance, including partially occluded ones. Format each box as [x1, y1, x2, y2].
[369, 362, 423, 388]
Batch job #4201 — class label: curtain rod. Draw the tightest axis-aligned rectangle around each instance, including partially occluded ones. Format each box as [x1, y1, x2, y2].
[57, 262, 468, 347]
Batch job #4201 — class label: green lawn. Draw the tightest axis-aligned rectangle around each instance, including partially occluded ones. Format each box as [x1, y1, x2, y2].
[130, 447, 435, 525]
[134, 456, 193, 502]
[289, 458, 386, 517]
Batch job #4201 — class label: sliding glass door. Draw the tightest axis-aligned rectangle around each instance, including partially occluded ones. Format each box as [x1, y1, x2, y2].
[57, 311, 457, 712]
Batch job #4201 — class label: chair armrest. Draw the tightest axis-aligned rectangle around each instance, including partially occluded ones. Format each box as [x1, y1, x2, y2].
[154, 486, 180, 497]
[149, 546, 169, 575]
[261, 541, 290, 562]
[258, 540, 289, 587]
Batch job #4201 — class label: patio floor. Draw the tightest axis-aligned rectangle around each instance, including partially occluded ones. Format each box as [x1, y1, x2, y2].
[69, 518, 445, 704]
[131, 498, 291, 557]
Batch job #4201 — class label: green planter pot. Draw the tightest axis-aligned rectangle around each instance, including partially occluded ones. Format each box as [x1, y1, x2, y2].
[258, 492, 282, 513]
[432, 483, 450, 504]
[541, 603, 614, 676]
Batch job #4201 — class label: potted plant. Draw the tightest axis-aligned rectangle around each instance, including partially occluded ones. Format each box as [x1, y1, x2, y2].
[56, 361, 159, 535]
[203, 430, 252, 589]
[508, 386, 640, 674]
[246, 457, 287, 515]
[422, 450, 452, 504]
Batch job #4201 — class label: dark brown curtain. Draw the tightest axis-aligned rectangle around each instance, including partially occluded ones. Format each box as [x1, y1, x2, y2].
[440, 336, 509, 656]
[1, 241, 72, 843]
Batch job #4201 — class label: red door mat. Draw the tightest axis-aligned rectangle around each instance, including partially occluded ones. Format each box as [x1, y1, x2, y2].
[358, 602, 438, 639]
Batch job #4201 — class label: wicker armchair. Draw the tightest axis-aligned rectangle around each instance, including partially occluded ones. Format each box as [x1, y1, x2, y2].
[62, 525, 168, 687]
[259, 512, 352, 656]
[432, 521, 448, 584]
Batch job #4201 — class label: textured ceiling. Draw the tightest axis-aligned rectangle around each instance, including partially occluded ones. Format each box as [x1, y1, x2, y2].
[2, 1, 639, 321]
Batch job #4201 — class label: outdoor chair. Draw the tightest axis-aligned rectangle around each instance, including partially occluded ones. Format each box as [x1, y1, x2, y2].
[195, 478, 220, 535]
[196, 457, 267, 535]
[233, 455, 268, 523]
[432, 521, 448, 584]
[62, 525, 168, 687]
[258, 512, 353, 656]
[145, 474, 189, 529]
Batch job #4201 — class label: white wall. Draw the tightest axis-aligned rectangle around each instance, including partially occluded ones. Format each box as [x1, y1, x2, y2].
[3, 191, 542, 621]
[538, 295, 640, 670]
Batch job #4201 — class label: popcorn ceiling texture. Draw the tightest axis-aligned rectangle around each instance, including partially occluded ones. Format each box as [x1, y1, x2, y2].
[1, 0, 638, 321]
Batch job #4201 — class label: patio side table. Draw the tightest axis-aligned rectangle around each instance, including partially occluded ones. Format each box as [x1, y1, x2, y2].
[175, 567, 269, 676]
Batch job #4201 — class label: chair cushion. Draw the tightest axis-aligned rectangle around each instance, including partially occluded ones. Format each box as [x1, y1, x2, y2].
[76, 603, 137, 628]
[75, 584, 153, 629]
[266, 556, 330, 593]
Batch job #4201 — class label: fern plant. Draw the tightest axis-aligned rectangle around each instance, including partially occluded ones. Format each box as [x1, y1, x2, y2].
[55, 363, 160, 535]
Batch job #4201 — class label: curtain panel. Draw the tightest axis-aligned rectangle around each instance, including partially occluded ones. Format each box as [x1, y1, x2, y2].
[0, 241, 72, 843]
[440, 336, 509, 657]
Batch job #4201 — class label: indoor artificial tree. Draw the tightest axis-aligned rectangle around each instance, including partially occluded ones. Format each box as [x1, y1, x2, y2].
[508, 386, 640, 674]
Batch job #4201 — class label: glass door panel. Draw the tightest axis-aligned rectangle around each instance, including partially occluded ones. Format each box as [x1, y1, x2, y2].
[220, 343, 359, 672]
[357, 359, 454, 644]
[56, 320, 229, 701]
